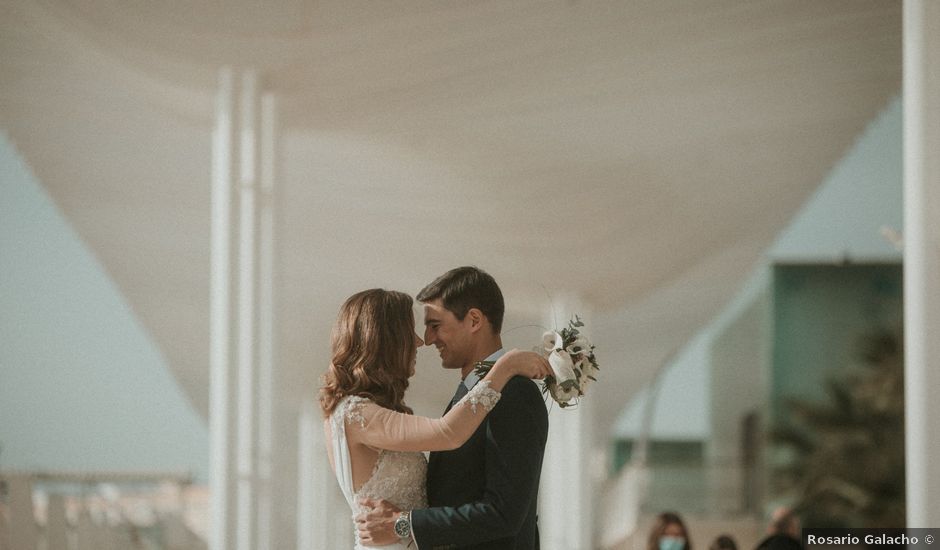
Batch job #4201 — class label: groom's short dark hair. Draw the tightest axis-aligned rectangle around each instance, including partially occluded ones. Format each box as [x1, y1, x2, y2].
[417, 266, 504, 333]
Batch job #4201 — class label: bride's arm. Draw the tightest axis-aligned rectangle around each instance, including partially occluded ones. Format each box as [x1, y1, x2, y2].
[346, 350, 549, 452]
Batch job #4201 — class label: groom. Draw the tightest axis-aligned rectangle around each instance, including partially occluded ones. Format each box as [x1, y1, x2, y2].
[357, 266, 550, 549]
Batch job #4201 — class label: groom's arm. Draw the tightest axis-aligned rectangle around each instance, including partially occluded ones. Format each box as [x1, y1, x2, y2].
[409, 376, 549, 548]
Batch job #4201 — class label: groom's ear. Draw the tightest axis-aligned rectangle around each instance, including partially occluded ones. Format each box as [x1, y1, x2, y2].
[466, 308, 486, 333]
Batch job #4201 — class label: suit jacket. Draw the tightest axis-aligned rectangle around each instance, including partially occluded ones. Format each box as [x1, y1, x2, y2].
[411, 375, 549, 549]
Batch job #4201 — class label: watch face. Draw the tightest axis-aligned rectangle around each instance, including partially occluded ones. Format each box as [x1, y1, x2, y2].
[394, 516, 411, 538]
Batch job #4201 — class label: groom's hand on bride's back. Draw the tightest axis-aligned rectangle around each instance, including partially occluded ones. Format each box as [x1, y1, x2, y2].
[356, 498, 402, 546]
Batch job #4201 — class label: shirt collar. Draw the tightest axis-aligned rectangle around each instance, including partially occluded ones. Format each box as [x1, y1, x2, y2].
[463, 348, 505, 390]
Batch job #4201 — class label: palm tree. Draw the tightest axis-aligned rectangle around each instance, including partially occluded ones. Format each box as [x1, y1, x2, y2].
[771, 329, 905, 528]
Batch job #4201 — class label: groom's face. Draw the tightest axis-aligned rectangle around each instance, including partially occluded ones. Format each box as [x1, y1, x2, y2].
[422, 299, 473, 371]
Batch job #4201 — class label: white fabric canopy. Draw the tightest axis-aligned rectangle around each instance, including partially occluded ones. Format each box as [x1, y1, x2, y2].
[0, 0, 901, 433]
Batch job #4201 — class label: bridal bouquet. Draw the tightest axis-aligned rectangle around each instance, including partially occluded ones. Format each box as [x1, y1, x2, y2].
[476, 316, 600, 408]
[537, 316, 600, 407]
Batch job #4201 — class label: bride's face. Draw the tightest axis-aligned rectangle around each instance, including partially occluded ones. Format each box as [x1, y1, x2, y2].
[408, 331, 423, 377]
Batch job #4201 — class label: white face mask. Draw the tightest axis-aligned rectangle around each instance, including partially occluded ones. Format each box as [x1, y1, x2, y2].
[660, 536, 686, 550]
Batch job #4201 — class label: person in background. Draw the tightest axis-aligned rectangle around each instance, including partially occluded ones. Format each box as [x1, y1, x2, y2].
[647, 511, 693, 550]
[709, 534, 739, 550]
[754, 506, 803, 550]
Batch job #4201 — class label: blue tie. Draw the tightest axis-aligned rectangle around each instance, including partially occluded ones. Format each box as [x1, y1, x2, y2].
[447, 381, 469, 411]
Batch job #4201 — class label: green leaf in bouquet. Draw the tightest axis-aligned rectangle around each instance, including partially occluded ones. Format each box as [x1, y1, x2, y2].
[473, 360, 496, 378]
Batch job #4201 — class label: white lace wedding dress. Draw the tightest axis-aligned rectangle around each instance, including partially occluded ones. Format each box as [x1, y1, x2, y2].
[327, 382, 501, 550]
[330, 395, 428, 550]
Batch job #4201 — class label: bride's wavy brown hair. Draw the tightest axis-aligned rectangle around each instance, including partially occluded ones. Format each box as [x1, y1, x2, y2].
[320, 289, 416, 417]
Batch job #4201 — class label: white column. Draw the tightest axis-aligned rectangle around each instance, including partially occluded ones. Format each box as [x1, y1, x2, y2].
[903, 0, 940, 529]
[212, 67, 278, 550]
[256, 92, 278, 550]
[210, 66, 238, 550]
[539, 298, 596, 550]
[236, 68, 261, 550]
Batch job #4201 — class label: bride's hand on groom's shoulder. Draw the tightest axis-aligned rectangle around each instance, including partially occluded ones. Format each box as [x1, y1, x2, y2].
[356, 498, 402, 546]
[495, 349, 552, 380]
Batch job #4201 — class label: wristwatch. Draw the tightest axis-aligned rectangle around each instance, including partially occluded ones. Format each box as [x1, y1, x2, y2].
[394, 511, 412, 540]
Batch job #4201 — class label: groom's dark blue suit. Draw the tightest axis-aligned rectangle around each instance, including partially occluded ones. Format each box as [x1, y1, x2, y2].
[411, 374, 549, 549]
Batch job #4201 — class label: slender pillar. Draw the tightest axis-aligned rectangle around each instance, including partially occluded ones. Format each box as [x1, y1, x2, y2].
[236, 68, 261, 550]
[212, 66, 278, 550]
[903, 0, 940, 529]
[256, 92, 278, 550]
[210, 66, 238, 550]
[539, 298, 596, 550]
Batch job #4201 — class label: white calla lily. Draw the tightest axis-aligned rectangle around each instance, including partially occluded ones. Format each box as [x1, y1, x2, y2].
[566, 334, 591, 356]
[542, 330, 562, 352]
[549, 349, 578, 385]
[550, 383, 580, 403]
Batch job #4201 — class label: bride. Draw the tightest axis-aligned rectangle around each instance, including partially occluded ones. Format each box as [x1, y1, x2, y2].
[320, 289, 549, 549]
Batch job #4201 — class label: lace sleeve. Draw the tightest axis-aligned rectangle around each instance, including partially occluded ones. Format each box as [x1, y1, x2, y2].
[346, 382, 502, 453]
[456, 380, 501, 414]
[339, 395, 370, 428]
